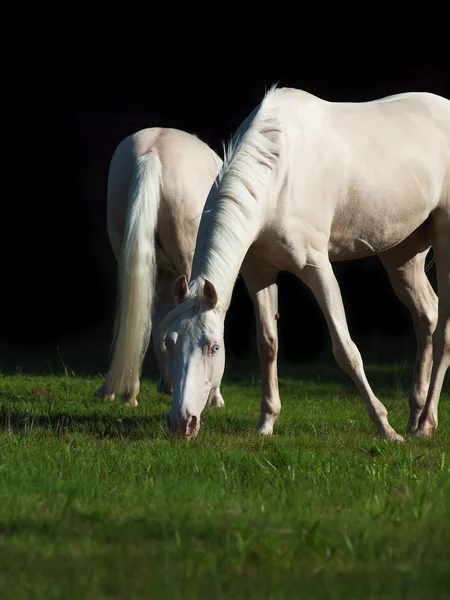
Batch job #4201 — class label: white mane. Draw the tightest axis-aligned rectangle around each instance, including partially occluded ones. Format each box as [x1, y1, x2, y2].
[197, 85, 283, 297]
[158, 85, 284, 343]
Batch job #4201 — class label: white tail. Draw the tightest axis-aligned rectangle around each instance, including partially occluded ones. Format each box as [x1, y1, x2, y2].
[106, 152, 162, 397]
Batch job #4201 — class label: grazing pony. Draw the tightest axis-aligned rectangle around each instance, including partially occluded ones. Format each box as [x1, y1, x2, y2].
[160, 86, 450, 442]
[95, 127, 225, 408]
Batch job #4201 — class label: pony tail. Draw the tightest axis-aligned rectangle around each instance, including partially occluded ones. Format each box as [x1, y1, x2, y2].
[105, 152, 162, 398]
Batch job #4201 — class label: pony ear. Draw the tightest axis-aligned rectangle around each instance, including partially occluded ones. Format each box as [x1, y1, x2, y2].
[203, 279, 218, 309]
[173, 275, 189, 303]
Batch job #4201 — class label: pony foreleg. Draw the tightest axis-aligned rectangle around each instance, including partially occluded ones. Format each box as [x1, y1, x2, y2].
[243, 267, 280, 435]
[299, 261, 404, 442]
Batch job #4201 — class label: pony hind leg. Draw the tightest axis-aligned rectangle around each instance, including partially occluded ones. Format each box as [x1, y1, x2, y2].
[121, 380, 140, 407]
[379, 233, 438, 433]
[95, 313, 142, 406]
[416, 208, 450, 437]
[298, 258, 404, 442]
[241, 264, 281, 435]
[95, 370, 140, 406]
[94, 202, 125, 403]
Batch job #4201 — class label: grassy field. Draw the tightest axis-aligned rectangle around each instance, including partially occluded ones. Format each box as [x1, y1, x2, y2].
[0, 353, 449, 599]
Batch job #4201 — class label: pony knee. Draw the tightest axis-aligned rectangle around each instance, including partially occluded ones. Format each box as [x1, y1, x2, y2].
[333, 339, 361, 374]
[416, 308, 438, 339]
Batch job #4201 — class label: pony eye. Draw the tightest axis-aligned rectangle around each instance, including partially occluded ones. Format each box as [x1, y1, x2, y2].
[211, 344, 220, 354]
[164, 333, 177, 351]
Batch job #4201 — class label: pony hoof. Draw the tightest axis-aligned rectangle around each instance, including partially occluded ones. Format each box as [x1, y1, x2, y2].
[256, 414, 278, 436]
[256, 425, 274, 436]
[414, 423, 436, 439]
[121, 395, 138, 407]
[381, 431, 405, 443]
[388, 432, 405, 443]
[94, 383, 115, 401]
[209, 393, 225, 408]
[123, 399, 138, 407]
[378, 427, 404, 443]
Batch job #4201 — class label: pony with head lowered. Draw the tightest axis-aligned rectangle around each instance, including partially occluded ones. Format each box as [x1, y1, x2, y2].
[159, 85, 450, 442]
[95, 127, 226, 409]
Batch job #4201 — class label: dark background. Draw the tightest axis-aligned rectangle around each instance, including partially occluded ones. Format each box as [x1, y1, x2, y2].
[3, 55, 449, 375]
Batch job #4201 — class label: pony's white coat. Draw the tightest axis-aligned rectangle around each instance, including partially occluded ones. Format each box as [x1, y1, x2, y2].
[161, 86, 450, 441]
[95, 127, 224, 407]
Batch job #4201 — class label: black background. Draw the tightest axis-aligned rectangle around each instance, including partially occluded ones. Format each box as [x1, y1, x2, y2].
[4, 50, 449, 373]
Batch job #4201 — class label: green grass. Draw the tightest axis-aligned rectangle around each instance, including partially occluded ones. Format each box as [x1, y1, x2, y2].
[0, 358, 449, 599]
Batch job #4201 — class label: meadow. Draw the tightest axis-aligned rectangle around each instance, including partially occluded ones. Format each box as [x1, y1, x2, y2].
[0, 347, 449, 599]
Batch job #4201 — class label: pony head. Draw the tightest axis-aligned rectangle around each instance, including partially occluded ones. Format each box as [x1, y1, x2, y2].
[159, 275, 226, 438]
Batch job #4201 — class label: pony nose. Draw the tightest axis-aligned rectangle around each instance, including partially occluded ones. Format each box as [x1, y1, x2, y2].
[167, 411, 199, 438]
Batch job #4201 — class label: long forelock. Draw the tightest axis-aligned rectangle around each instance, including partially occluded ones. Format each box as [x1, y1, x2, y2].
[157, 278, 207, 349]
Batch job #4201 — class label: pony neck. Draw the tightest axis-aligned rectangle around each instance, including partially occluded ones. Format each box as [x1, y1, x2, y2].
[201, 220, 259, 310]
[191, 92, 282, 311]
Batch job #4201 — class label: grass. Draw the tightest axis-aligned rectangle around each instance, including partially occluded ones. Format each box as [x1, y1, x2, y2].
[0, 354, 449, 599]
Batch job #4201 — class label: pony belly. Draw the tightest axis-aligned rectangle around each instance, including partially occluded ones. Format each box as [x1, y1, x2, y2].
[328, 194, 433, 261]
[328, 215, 431, 262]
[328, 237, 379, 261]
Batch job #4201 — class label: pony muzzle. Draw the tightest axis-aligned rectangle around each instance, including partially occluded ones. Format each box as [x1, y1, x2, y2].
[167, 410, 200, 439]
